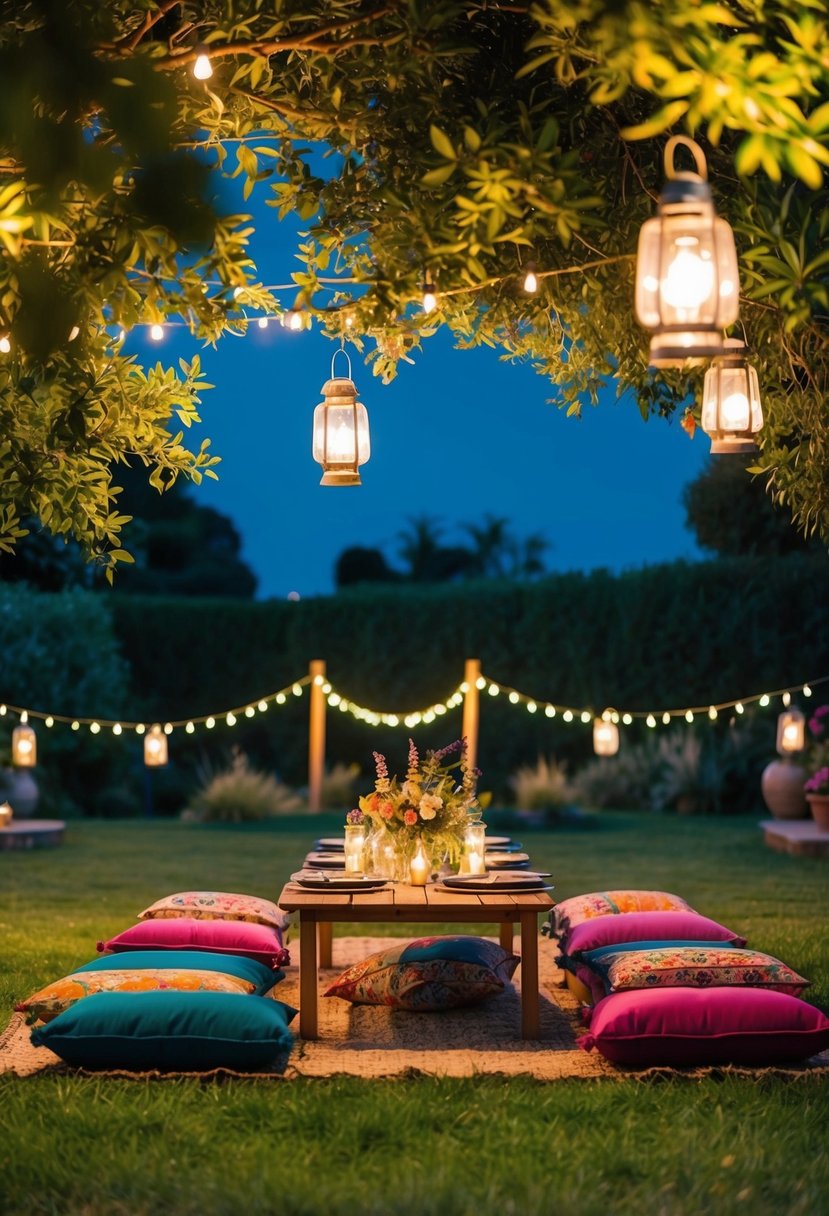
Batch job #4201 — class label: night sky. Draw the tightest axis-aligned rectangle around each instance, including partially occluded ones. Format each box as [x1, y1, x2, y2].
[128, 181, 711, 601]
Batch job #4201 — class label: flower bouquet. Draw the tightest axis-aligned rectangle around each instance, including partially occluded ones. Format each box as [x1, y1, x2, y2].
[355, 738, 481, 877]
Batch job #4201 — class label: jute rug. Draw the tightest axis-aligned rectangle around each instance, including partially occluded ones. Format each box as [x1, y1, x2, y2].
[1, 936, 827, 1082]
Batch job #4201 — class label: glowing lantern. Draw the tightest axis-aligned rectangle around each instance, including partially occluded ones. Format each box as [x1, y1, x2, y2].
[12, 722, 36, 766]
[593, 717, 620, 756]
[312, 350, 370, 486]
[144, 724, 168, 767]
[776, 709, 805, 755]
[700, 339, 763, 454]
[635, 136, 739, 367]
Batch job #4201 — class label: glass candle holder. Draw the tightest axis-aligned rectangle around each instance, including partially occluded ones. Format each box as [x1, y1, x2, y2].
[343, 824, 366, 875]
[0, 801, 12, 828]
[460, 821, 487, 875]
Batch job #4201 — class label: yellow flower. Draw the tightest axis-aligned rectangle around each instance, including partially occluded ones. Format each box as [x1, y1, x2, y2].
[402, 780, 422, 802]
[418, 793, 442, 820]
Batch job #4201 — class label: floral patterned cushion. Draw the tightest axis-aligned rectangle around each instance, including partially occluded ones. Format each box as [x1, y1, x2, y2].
[324, 936, 519, 1011]
[16, 965, 273, 1026]
[588, 945, 810, 998]
[139, 891, 288, 931]
[552, 891, 693, 939]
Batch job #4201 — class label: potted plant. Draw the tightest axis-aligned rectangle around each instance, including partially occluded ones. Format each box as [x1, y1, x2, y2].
[803, 706, 829, 831]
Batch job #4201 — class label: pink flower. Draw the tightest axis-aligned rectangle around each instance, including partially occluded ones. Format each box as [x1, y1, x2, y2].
[404, 809, 418, 826]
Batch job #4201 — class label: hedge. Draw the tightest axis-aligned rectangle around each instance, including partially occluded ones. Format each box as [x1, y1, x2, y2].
[102, 553, 829, 808]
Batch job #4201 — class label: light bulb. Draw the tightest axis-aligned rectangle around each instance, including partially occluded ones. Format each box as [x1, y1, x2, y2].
[422, 288, 437, 313]
[0, 335, 10, 353]
[661, 241, 714, 312]
[186, 721, 195, 733]
[523, 268, 538, 293]
[257, 317, 268, 329]
[150, 324, 164, 341]
[721, 391, 750, 429]
[281, 310, 304, 331]
[68, 326, 80, 342]
[193, 53, 213, 81]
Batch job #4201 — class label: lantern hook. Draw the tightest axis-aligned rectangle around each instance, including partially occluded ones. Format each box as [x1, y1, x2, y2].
[330, 346, 352, 380]
[664, 135, 708, 182]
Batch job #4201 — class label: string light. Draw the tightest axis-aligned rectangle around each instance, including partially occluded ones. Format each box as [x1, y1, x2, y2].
[0, 335, 10, 353]
[422, 276, 437, 313]
[523, 264, 538, 293]
[192, 50, 214, 81]
[149, 324, 165, 341]
[257, 317, 268, 329]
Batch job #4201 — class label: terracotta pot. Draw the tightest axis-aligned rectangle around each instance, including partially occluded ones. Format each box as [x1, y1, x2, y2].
[806, 793, 829, 832]
[760, 760, 808, 820]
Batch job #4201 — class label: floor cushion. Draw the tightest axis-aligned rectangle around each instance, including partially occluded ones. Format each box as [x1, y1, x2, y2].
[138, 891, 288, 931]
[31, 991, 297, 1072]
[16, 950, 280, 1025]
[586, 944, 810, 998]
[579, 987, 829, 1067]
[98, 918, 289, 969]
[552, 890, 693, 939]
[324, 935, 519, 1011]
[562, 911, 746, 959]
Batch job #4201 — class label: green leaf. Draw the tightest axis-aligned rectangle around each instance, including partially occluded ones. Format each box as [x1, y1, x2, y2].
[429, 125, 456, 160]
[421, 164, 457, 187]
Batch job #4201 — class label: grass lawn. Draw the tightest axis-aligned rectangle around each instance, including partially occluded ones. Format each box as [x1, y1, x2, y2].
[1, 812, 828, 1216]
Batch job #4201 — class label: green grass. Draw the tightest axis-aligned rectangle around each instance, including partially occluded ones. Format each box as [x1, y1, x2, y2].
[1, 813, 828, 1216]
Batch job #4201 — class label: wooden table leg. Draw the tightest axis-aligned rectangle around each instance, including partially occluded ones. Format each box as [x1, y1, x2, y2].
[299, 912, 319, 1040]
[519, 911, 540, 1040]
[499, 920, 514, 953]
[318, 921, 333, 968]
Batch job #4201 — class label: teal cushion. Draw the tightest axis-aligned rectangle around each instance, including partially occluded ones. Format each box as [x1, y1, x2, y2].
[31, 991, 297, 1072]
[582, 939, 745, 966]
[73, 950, 280, 996]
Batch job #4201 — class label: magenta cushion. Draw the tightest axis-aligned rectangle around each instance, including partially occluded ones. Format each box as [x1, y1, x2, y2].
[98, 918, 289, 970]
[579, 987, 829, 1067]
[564, 911, 746, 958]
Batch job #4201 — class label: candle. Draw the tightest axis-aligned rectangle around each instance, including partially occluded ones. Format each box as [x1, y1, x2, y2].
[0, 801, 11, 828]
[409, 840, 430, 887]
[343, 824, 365, 875]
[466, 848, 485, 875]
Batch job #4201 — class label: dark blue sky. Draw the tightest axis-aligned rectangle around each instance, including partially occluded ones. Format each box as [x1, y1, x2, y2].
[129, 175, 711, 600]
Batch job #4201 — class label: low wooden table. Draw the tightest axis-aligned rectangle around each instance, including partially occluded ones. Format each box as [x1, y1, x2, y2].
[277, 880, 555, 1041]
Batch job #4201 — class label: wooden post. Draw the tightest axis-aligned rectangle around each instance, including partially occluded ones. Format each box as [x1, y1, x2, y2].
[308, 659, 326, 813]
[461, 657, 481, 774]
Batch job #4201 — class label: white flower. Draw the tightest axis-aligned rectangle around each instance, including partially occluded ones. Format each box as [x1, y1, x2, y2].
[418, 793, 442, 821]
[402, 780, 422, 801]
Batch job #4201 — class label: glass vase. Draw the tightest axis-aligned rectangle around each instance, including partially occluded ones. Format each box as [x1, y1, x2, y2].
[343, 824, 366, 875]
[459, 820, 487, 875]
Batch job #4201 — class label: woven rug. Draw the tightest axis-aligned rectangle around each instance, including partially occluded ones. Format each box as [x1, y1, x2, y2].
[2, 936, 827, 1082]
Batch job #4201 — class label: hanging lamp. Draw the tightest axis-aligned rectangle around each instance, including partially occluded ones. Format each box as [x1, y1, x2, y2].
[635, 136, 739, 367]
[12, 721, 36, 766]
[700, 338, 763, 454]
[776, 708, 805, 755]
[312, 349, 371, 486]
[593, 716, 620, 756]
[144, 724, 168, 767]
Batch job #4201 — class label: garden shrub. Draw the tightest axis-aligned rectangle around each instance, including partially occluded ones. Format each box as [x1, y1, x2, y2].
[185, 749, 303, 822]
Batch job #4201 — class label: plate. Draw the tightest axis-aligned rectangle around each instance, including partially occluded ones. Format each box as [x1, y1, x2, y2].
[304, 853, 346, 869]
[435, 880, 553, 895]
[314, 837, 346, 851]
[290, 872, 389, 892]
[486, 851, 530, 866]
[484, 835, 512, 847]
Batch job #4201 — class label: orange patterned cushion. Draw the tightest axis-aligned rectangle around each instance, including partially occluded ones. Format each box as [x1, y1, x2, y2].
[553, 890, 692, 938]
[138, 891, 288, 930]
[16, 967, 259, 1026]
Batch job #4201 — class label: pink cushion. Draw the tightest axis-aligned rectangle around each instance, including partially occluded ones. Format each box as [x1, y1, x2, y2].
[98, 918, 289, 970]
[579, 987, 829, 1067]
[564, 911, 746, 958]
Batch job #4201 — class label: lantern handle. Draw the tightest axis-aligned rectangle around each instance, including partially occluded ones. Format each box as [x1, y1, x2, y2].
[664, 136, 708, 182]
[330, 346, 352, 380]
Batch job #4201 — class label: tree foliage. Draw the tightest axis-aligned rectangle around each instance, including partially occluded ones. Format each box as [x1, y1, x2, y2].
[0, 1, 827, 573]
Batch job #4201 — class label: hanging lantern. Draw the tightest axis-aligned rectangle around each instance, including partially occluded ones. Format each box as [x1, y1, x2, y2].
[700, 338, 763, 454]
[312, 349, 370, 486]
[12, 722, 36, 767]
[635, 136, 739, 367]
[144, 724, 168, 767]
[593, 717, 620, 757]
[776, 708, 805, 755]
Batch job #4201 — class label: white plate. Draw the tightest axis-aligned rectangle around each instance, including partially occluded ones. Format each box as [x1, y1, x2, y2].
[315, 837, 346, 850]
[484, 835, 512, 847]
[486, 851, 530, 866]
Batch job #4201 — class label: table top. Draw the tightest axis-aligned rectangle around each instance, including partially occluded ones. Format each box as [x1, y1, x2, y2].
[278, 880, 554, 916]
